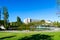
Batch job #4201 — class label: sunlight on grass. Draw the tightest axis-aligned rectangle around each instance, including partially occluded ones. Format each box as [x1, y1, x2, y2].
[0, 31, 60, 40]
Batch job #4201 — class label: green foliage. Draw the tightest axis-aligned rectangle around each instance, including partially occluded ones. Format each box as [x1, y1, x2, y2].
[40, 20, 45, 23]
[53, 21, 60, 27]
[10, 22, 17, 26]
[17, 16, 22, 26]
[0, 20, 4, 25]
[19, 23, 26, 30]
[0, 10, 1, 20]
[3, 7, 9, 29]
[3, 7, 9, 20]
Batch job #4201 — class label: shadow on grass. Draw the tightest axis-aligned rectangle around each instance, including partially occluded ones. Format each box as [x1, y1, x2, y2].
[0, 35, 16, 40]
[18, 34, 53, 40]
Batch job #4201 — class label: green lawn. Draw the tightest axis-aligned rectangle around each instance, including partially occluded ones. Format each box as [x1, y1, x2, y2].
[0, 31, 60, 40]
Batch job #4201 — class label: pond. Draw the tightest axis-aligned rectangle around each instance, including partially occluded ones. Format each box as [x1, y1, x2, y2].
[34, 26, 56, 31]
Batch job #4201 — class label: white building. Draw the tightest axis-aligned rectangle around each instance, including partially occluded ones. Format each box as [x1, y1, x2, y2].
[0, 25, 5, 30]
[24, 18, 31, 24]
[31, 19, 40, 22]
[45, 20, 52, 23]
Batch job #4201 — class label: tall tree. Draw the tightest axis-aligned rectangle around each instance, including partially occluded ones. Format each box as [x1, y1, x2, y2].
[17, 16, 23, 30]
[3, 7, 9, 29]
[0, 9, 1, 26]
[40, 20, 45, 25]
[17, 16, 22, 26]
[0, 10, 1, 20]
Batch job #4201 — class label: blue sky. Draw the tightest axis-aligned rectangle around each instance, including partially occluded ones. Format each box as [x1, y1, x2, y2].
[0, 0, 59, 22]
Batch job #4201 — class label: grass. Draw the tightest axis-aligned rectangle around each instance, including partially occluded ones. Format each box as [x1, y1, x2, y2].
[0, 31, 60, 40]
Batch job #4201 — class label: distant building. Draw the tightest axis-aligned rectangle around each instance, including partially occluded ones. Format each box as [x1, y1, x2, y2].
[31, 19, 40, 22]
[45, 20, 52, 23]
[24, 18, 31, 24]
[23, 18, 52, 25]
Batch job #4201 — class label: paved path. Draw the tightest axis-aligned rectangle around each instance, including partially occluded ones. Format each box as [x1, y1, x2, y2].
[0, 30, 60, 33]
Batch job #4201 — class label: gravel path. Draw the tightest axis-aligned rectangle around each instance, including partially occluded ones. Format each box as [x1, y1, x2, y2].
[0, 27, 60, 32]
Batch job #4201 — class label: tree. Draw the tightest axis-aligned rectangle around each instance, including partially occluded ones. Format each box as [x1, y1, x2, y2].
[40, 20, 45, 26]
[53, 21, 59, 27]
[0, 20, 4, 25]
[17, 16, 23, 30]
[0, 10, 1, 20]
[17, 16, 22, 26]
[40, 20, 45, 23]
[3, 7, 9, 29]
